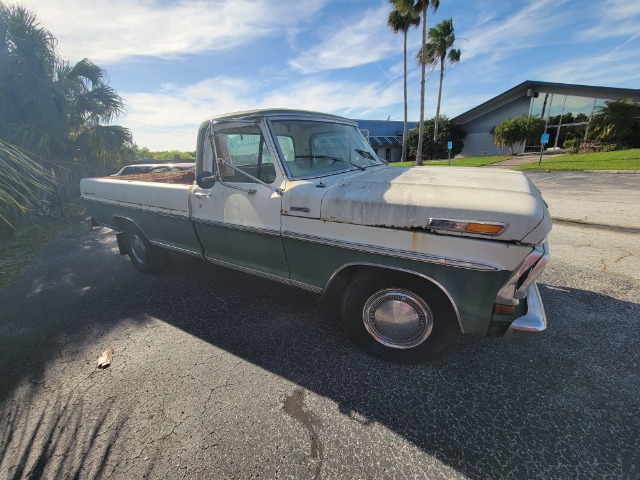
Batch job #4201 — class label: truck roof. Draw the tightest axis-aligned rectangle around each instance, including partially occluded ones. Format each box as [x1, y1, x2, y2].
[201, 109, 356, 126]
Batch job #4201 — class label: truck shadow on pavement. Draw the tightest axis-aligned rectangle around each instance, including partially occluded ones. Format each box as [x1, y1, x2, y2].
[0, 225, 638, 478]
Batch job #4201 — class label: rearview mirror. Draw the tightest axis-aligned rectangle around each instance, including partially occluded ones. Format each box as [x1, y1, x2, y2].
[196, 171, 216, 189]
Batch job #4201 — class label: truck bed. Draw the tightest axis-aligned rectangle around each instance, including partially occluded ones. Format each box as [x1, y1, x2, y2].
[109, 170, 195, 185]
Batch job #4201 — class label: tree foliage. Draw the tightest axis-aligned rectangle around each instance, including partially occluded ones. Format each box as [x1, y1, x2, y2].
[416, 18, 461, 141]
[0, 139, 54, 227]
[0, 3, 132, 227]
[493, 116, 545, 155]
[149, 150, 196, 161]
[406, 116, 466, 159]
[395, 0, 440, 165]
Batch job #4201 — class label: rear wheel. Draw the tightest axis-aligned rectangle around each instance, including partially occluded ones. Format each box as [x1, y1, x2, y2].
[123, 226, 168, 273]
[341, 270, 459, 363]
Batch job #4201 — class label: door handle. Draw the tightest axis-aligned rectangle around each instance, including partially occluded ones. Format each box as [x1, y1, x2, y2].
[194, 192, 212, 198]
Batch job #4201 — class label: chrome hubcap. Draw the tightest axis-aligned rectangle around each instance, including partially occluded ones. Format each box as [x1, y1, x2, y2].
[363, 289, 433, 349]
[130, 235, 148, 264]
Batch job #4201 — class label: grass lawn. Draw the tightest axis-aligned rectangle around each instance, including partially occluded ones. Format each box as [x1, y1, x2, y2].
[392, 156, 508, 167]
[515, 149, 640, 171]
[0, 203, 86, 288]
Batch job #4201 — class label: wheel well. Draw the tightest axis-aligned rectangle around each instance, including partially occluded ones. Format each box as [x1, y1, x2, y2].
[320, 264, 462, 331]
[113, 217, 142, 256]
[113, 216, 138, 233]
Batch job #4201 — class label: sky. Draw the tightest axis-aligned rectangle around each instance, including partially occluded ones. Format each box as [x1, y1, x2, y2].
[13, 0, 640, 151]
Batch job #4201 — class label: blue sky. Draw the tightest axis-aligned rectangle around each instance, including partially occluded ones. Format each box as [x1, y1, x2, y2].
[17, 0, 640, 151]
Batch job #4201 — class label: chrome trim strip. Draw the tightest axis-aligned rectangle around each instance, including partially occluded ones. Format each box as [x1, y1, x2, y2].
[204, 255, 323, 294]
[82, 196, 189, 220]
[322, 261, 464, 333]
[504, 283, 547, 344]
[282, 231, 500, 272]
[149, 240, 203, 258]
[191, 218, 280, 237]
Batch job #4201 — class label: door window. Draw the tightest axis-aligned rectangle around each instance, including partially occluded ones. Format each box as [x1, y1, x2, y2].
[213, 125, 276, 184]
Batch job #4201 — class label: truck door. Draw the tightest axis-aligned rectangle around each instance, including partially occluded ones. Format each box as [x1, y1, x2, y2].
[191, 121, 290, 279]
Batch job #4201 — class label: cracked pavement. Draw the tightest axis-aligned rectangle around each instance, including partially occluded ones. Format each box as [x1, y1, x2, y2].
[1, 173, 639, 479]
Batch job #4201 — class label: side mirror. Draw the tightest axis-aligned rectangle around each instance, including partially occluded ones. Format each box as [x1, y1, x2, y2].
[196, 171, 216, 189]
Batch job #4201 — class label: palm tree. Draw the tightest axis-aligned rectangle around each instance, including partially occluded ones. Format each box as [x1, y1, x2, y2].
[0, 3, 62, 157]
[0, 4, 132, 226]
[397, 0, 440, 165]
[588, 99, 640, 142]
[417, 18, 461, 141]
[55, 58, 130, 169]
[387, 3, 420, 163]
[72, 124, 133, 175]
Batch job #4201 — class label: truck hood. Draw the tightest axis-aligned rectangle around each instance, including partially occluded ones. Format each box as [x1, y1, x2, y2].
[313, 166, 550, 243]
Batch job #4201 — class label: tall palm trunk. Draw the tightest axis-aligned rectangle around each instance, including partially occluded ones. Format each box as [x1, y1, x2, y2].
[433, 56, 444, 141]
[402, 29, 408, 163]
[416, 9, 427, 166]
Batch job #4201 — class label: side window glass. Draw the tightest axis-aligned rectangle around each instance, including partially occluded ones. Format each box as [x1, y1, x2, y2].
[213, 125, 275, 184]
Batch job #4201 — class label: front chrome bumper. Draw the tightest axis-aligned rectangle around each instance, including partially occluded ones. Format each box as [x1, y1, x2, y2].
[504, 283, 547, 344]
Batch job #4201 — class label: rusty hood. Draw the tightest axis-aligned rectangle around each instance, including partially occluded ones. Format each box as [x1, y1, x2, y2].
[317, 166, 551, 243]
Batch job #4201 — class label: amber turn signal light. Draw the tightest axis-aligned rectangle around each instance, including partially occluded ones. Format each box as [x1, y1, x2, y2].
[466, 223, 505, 235]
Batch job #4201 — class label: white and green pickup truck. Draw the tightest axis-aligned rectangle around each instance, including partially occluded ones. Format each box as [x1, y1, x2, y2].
[81, 109, 551, 363]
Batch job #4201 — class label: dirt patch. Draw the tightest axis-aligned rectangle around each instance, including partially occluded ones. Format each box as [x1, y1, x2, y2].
[0, 203, 87, 288]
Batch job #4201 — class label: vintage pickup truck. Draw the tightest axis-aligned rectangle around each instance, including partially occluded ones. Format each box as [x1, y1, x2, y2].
[81, 109, 551, 363]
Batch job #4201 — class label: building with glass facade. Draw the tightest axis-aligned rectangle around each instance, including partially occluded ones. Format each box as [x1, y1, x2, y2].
[452, 81, 640, 157]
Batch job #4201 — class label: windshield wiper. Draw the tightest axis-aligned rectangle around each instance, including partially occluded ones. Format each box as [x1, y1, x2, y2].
[354, 149, 386, 165]
[294, 155, 365, 171]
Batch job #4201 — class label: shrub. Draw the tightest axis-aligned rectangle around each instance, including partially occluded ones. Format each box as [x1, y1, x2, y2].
[493, 116, 545, 155]
[578, 141, 618, 153]
[563, 138, 582, 154]
[406, 116, 466, 160]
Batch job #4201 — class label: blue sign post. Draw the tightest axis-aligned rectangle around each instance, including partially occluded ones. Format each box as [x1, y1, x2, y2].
[447, 141, 452, 165]
[539, 133, 550, 165]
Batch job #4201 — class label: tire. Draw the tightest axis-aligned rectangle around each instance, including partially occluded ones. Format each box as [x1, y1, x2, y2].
[341, 270, 459, 363]
[123, 225, 168, 274]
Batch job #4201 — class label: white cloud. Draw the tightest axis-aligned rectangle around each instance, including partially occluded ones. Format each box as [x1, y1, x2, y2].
[288, 5, 401, 74]
[18, 0, 327, 63]
[120, 75, 404, 150]
[535, 44, 640, 86]
[460, 0, 571, 63]
[576, 0, 640, 41]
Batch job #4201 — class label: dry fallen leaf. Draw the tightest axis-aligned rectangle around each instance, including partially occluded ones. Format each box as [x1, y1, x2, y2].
[97, 348, 114, 369]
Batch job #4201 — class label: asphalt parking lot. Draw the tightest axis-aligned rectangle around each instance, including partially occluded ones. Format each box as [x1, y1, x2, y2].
[1, 172, 638, 479]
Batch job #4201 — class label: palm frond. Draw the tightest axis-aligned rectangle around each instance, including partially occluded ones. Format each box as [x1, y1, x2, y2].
[0, 138, 54, 228]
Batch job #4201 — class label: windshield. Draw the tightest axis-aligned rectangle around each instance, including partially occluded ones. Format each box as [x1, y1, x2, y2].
[270, 120, 385, 179]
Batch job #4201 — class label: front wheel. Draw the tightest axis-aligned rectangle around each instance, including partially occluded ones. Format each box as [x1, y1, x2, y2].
[341, 270, 459, 363]
[123, 226, 168, 273]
